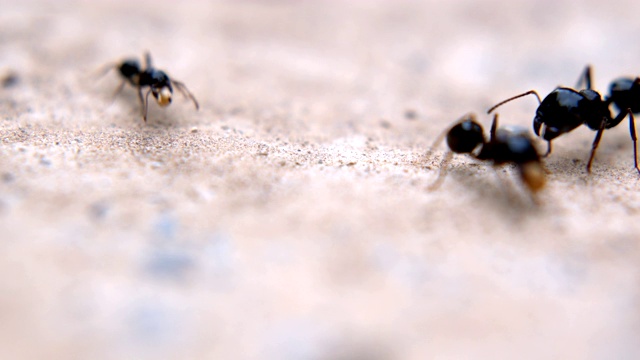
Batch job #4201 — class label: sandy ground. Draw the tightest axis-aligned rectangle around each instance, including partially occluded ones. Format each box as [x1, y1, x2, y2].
[1, 0, 640, 359]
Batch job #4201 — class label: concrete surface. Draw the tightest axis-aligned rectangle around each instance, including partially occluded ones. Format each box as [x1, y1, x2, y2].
[1, 0, 640, 359]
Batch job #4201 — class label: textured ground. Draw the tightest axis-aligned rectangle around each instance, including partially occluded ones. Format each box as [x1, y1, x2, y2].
[1, 0, 640, 359]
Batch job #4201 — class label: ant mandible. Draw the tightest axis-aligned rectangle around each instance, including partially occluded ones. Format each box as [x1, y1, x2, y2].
[486, 66, 639, 174]
[429, 113, 546, 194]
[111, 52, 199, 122]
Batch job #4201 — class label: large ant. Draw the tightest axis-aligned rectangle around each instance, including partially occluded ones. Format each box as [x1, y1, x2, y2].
[109, 52, 199, 122]
[487, 66, 638, 174]
[429, 113, 546, 194]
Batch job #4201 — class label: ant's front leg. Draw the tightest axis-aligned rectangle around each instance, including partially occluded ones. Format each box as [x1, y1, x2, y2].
[136, 87, 148, 121]
[142, 89, 152, 122]
[543, 141, 552, 157]
[626, 109, 639, 174]
[606, 108, 639, 174]
[586, 121, 606, 173]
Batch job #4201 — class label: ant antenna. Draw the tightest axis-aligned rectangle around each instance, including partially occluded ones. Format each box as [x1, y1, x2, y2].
[487, 90, 542, 114]
[93, 61, 120, 80]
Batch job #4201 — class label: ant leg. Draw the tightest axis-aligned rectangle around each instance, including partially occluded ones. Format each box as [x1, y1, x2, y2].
[93, 62, 119, 80]
[428, 151, 453, 191]
[172, 80, 200, 110]
[144, 52, 153, 69]
[490, 113, 499, 141]
[543, 141, 552, 157]
[575, 65, 593, 90]
[606, 108, 639, 173]
[627, 110, 639, 174]
[586, 122, 606, 173]
[487, 90, 542, 114]
[112, 80, 126, 99]
[137, 86, 145, 108]
[142, 89, 152, 122]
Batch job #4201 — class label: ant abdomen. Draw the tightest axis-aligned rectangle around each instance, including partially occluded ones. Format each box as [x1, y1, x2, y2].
[430, 113, 545, 195]
[446, 119, 485, 154]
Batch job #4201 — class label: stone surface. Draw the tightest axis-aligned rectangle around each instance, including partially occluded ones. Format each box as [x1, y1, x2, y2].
[1, 0, 640, 359]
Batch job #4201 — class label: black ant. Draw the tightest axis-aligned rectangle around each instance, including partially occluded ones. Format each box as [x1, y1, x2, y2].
[487, 66, 638, 174]
[108, 52, 199, 121]
[429, 113, 546, 194]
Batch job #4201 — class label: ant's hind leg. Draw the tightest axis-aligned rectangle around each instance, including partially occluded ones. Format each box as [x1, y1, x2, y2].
[93, 61, 119, 80]
[111, 80, 126, 100]
[428, 151, 453, 191]
[575, 65, 593, 90]
[173, 81, 200, 110]
[586, 123, 606, 173]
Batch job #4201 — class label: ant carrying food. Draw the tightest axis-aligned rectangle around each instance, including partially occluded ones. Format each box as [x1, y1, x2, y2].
[429, 113, 546, 195]
[487, 66, 639, 174]
[108, 52, 199, 121]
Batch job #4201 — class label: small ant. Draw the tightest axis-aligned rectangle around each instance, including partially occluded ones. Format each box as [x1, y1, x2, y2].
[487, 66, 638, 174]
[109, 52, 199, 121]
[429, 113, 546, 194]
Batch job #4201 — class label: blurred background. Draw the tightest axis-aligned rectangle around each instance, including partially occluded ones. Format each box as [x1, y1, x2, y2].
[1, 0, 640, 359]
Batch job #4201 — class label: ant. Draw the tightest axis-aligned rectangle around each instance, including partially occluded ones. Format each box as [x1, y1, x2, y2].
[487, 66, 638, 174]
[429, 113, 546, 195]
[108, 52, 199, 121]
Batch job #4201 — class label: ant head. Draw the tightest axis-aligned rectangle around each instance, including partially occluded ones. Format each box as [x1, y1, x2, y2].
[148, 70, 173, 107]
[609, 77, 640, 113]
[609, 77, 635, 94]
[446, 118, 485, 154]
[533, 115, 561, 140]
[152, 86, 173, 107]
